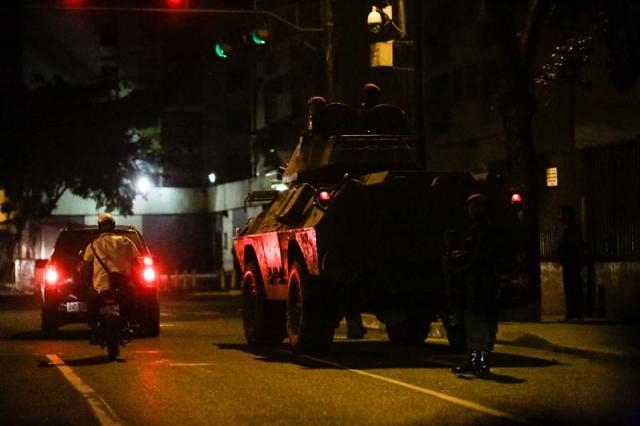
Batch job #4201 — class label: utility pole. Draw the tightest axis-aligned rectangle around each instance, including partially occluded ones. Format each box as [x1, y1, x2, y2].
[322, 0, 335, 100]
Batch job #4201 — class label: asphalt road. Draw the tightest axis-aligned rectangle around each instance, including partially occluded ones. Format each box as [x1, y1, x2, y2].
[1, 293, 638, 426]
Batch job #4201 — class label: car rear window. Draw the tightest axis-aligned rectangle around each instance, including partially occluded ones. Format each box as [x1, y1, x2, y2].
[53, 229, 146, 258]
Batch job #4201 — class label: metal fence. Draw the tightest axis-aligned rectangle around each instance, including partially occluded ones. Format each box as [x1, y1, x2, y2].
[586, 142, 640, 261]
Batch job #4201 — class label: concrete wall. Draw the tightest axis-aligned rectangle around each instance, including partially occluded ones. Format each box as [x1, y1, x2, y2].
[541, 261, 640, 321]
[44, 176, 275, 279]
[594, 262, 640, 321]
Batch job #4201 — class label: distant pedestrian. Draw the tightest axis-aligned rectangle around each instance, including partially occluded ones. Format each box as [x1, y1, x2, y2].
[451, 193, 499, 377]
[359, 82, 381, 112]
[558, 205, 585, 322]
[306, 95, 328, 132]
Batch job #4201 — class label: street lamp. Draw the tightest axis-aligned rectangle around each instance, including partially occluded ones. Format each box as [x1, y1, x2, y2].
[136, 176, 153, 195]
[208, 172, 217, 184]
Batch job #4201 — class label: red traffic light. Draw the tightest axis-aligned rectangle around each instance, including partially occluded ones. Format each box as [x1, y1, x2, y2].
[62, 0, 86, 6]
[510, 192, 523, 205]
[166, 0, 187, 8]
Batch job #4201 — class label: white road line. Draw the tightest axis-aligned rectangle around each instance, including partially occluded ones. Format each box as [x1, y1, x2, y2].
[45, 354, 123, 426]
[283, 350, 528, 424]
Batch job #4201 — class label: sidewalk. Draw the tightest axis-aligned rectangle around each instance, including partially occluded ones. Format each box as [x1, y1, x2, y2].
[362, 314, 640, 361]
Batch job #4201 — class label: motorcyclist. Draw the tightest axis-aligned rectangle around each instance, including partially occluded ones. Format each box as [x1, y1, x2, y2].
[82, 213, 140, 339]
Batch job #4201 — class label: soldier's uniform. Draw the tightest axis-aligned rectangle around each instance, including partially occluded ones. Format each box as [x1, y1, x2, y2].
[452, 194, 499, 376]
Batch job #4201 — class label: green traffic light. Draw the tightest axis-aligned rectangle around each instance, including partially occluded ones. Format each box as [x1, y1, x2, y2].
[214, 43, 228, 59]
[251, 29, 268, 45]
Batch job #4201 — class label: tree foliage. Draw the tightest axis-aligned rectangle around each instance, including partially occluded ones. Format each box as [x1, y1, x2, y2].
[0, 77, 161, 230]
[482, 0, 639, 319]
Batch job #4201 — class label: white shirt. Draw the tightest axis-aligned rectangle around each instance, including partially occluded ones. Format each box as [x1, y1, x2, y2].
[83, 232, 140, 293]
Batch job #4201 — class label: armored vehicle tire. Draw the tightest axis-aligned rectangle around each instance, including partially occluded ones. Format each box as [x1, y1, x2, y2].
[385, 311, 431, 344]
[241, 262, 286, 346]
[286, 261, 334, 352]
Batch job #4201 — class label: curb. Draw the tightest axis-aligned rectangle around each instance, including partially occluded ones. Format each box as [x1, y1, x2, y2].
[362, 314, 638, 361]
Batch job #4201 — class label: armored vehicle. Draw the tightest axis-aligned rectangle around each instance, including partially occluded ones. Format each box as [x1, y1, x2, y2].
[233, 102, 515, 351]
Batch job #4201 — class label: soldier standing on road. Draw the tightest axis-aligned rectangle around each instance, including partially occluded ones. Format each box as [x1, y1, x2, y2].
[451, 193, 499, 377]
[558, 205, 585, 322]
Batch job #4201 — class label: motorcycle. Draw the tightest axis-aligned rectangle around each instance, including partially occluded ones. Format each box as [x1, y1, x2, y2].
[95, 288, 135, 361]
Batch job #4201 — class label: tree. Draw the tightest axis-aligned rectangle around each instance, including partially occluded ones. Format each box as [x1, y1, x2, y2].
[484, 0, 640, 319]
[0, 76, 161, 250]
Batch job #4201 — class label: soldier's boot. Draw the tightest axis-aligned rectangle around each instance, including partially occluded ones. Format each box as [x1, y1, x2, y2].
[452, 351, 478, 374]
[475, 351, 491, 377]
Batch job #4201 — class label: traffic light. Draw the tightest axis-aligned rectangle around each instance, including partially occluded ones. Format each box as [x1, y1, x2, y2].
[212, 28, 269, 60]
[166, 0, 187, 8]
[250, 29, 269, 46]
[62, 0, 86, 6]
[510, 191, 524, 220]
[214, 42, 231, 59]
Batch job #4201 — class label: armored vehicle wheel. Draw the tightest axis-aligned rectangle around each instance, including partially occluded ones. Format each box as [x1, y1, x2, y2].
[385, 311, 431, 344]
[286, 261, 334, 352]
[242, 262, 286, 346]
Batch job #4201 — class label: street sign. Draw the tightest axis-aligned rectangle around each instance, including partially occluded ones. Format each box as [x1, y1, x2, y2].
[546, 167, 558, 187]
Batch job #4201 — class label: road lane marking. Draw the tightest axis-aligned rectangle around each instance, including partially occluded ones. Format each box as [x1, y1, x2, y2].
[168, 362, 218, 366]
[284, 351, 528, 424]
[45, 354, 122, 426]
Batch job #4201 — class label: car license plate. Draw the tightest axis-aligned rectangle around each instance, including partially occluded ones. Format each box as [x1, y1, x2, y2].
[66, 302, 87, 313]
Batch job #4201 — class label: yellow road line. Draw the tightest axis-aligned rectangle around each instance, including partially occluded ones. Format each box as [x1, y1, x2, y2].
[284, 350, 528, 424]
[46, 354, 122, 426]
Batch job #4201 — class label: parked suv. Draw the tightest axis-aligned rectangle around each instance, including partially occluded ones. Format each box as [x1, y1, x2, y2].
[39, 225, 160, 337]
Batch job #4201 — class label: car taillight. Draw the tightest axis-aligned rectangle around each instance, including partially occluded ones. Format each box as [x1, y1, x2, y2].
[143, 256, 153, 266]
[45, 266, 59, 286]
[143, 267, 157, 284]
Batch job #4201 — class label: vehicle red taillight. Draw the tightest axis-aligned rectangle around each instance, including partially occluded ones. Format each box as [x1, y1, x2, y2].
[143, 256, 153, 266]
[317, 190, 332, 208]
[45, 266, 59, 286]
[511, 192, 523, 205]
[143, 267, 157, 284]
[319, 191, 331, 202]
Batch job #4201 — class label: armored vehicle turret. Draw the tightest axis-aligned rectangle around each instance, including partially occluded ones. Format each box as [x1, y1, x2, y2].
[233, 102, 514, 351]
